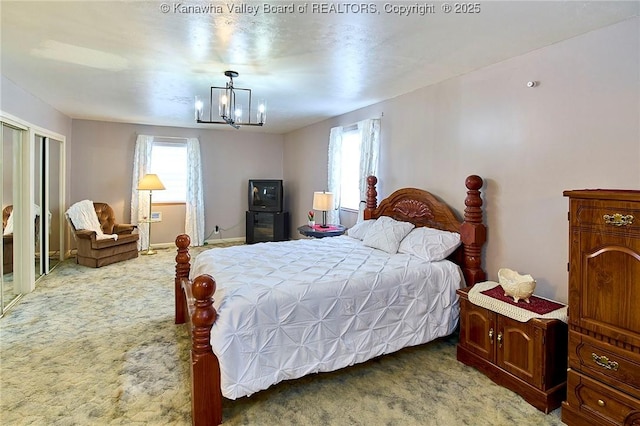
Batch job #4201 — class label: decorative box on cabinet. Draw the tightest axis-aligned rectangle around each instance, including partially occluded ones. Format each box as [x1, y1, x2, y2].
[246, 211, 289, 244]
[562, 190, 640, 426]
[456, 287, 568, 413]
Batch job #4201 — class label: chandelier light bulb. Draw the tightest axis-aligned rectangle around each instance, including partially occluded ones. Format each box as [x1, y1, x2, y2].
[218, 91, 228, 118]
[194, 96, 203, 121]
[257, 100, 266, 124]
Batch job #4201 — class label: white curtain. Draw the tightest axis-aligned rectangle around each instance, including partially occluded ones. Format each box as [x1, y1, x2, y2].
[131, 135, 205, 249]
[357, 118, 380, 221]
[185, 138, 205, 246]
[130, 134, 154, 250]
[327, 119, 380, 224]
[327, 126, 343, 225]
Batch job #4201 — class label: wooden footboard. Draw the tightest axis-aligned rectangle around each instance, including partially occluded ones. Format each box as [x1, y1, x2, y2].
[175, 234, 223, 426]
[175, 174, 487, 426]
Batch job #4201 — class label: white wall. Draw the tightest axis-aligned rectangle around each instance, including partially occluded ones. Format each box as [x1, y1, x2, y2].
[0, 75, 72, 138]
[70, 120, 284, 245]
[284, 18, 640, 303]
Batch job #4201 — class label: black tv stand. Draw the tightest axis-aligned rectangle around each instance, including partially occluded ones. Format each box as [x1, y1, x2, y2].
[246, 211, 289, 244]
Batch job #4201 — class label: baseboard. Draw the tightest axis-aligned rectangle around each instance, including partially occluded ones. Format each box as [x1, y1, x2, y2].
[149, 242, 183, 249]
[65, 238, 245, 259]
[150, 237, 245, 249]
[204, 237, 245, 246]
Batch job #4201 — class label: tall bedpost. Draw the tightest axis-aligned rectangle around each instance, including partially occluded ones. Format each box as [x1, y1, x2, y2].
[460, 175, 487, 286]
[363, 175, 378, 220]
[191, 274, 223, 426]
[175, 234, 191, 325]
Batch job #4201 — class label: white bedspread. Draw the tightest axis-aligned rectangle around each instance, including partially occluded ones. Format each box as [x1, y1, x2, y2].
[191, 236, 463, 399]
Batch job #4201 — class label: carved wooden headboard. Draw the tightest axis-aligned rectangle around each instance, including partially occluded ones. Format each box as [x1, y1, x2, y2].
[363, 175, 486, 287]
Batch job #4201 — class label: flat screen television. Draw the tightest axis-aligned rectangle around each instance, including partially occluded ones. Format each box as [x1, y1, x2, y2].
[248, 179, 283, 212]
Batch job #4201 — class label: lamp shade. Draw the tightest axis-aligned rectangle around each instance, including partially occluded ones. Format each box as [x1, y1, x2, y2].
[313, 192, 334, 211]
[137, 174, 166, 191]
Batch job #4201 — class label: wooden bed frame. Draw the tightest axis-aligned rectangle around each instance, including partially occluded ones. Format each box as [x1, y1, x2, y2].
[174, 175, 486, 425]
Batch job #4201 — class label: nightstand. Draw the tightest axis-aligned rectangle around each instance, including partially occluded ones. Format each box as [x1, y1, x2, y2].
[456, 285, 568, 413]
[297, 224, 346, 238]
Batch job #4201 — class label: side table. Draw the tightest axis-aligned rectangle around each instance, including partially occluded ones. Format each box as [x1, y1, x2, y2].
[138, 218, 161, 255]
[456, 285, 568, 413]
[297, 224, 346, 238]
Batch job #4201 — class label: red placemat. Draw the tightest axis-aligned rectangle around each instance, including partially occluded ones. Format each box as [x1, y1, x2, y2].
[481, 285, 564, 315]
[312, 225, 340, 231]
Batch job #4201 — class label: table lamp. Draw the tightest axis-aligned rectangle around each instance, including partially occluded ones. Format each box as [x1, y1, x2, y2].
[137, 173, 165, 255]
[313, 191, 334, 228]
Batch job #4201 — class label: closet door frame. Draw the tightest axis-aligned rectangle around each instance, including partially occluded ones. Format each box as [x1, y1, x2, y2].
[0, 111, 66, 297]
[1, 119, 28, 315]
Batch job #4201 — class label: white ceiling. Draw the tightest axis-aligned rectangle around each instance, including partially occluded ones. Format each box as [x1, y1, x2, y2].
[1, 1, 638, 134]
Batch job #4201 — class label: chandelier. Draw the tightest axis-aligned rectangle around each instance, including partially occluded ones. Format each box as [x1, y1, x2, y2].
[195, 70, 266, 129]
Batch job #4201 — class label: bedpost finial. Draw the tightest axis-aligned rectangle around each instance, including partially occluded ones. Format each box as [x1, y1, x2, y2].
[192, 274, 217, 351]
[193, 274, 216, 301]
[175, 233, 191, 278]
[464, 175, 484, 211]
[175, 233, 191, 294]
[176, 233, 191, 249]
[465, 175, 483, 191]
[365, 175, 379, 217]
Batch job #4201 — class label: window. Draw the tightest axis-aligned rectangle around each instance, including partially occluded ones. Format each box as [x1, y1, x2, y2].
[339, 127, 361, 210]
[149, 142, 187, 203]
[328, 118, 379, 224]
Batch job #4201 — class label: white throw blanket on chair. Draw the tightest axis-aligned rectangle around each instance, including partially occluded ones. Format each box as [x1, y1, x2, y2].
[66, 200, 118, 241]
[3, 204, 47, 236]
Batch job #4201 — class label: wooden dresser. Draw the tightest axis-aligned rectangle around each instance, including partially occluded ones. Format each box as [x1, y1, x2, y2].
[562, 190, 640, 425]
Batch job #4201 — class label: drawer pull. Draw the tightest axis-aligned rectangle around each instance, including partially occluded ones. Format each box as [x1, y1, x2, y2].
[591, 353, 619, 371]
[497, 332, 503, 348]
[597, 399, 605, 407]
[603, 213, 634, 227]
[488, 328, 494, 344]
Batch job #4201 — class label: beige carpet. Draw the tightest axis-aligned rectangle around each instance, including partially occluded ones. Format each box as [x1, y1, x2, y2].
[1, 244, 565, 425]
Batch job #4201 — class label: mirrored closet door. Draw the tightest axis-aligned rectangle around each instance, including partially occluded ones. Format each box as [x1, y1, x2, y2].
[1, 118, 65, 318]
[34, 135, 43, 280]
[46, 137, 63, 271]
[1, 123, 23, 315]
[34, 134, 63, 277]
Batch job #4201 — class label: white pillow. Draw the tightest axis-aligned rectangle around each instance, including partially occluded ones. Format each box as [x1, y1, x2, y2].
[346, 219, 376, 240]
[398, 226, 461, 262]
[362, 216, 414, 254]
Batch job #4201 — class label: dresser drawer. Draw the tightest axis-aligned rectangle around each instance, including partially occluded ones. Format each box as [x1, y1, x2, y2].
[571, 199, 640, 233]
[569, 331, 640, 399]
[566, 370, 640, 425]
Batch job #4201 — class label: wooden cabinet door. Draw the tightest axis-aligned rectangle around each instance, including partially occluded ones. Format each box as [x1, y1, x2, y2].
[567, 197, 640, 347]
[497, 315, 542, 388]
[573, 229, 640, 348]
[459, 298, 495, 362]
